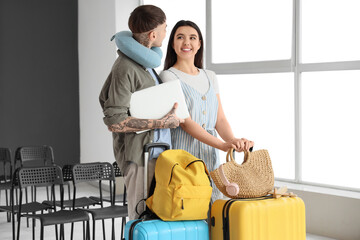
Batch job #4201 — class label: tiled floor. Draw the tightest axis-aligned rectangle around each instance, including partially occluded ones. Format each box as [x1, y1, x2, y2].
[0, 183, 336, 240]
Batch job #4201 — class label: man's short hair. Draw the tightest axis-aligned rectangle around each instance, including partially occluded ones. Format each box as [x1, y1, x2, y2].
[128, 5, 166, 33]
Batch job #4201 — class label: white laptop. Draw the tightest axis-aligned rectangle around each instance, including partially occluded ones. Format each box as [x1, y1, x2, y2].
[129, 80, 190, 121]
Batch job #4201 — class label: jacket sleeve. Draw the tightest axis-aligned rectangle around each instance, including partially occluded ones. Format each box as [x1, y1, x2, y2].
[99, 66, 134, 126]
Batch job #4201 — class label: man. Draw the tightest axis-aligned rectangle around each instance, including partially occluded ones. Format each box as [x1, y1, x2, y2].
[99, 5, 183, 220]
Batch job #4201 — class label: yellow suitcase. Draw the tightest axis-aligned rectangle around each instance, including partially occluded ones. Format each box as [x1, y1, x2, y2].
[211, 197, 306, 240]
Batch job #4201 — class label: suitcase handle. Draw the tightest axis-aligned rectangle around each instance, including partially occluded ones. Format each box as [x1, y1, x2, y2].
[143, 142, 170, 152]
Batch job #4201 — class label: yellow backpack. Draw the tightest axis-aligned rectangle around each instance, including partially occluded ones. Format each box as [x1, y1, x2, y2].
[146, 149, 213, 221]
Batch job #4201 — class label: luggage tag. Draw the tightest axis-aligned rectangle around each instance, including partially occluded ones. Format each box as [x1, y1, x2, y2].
[268, 186, 297, 198]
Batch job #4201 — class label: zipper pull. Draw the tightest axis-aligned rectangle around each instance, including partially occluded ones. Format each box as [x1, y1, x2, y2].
[181, 198, 184, 210]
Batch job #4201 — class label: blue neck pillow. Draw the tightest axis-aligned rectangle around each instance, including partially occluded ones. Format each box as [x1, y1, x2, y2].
[111, 31, 162, 68]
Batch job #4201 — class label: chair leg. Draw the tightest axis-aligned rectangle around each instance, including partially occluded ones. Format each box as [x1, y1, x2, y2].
[111, 218, 115, 240]
[12, 212, 16, 240]
[102, 219, 106, 240]
[68, 184, 71, 200]
[5, 189, 11, 222]
[40, 223, 44, 240]
[16, 214, 21, 240]
[60, 224, 65, 240]
[71, 222, 74, 240]
[55, 224, 59, 240]
[87, 221, 91, 240]
[15, 189, 18, 205]
[32, 217, 35, 240]
[120, 217, 126, 240]
[25, 188, 29, 228]
[83, 221, 86, 240]
[46, 186, 50, 201]
[92, 220, 96, 240]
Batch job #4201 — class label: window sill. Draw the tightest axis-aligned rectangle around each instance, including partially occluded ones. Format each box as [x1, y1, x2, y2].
[275, 180, 360, 200]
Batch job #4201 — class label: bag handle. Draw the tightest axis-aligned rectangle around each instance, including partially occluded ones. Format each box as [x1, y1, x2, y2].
[226, 148, 252, 163]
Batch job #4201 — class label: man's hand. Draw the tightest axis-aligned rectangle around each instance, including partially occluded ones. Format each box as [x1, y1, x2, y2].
[161, 103, 185, 128]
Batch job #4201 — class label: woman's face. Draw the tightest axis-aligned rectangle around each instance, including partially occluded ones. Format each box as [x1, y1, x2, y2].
[172, 26, 201, 61]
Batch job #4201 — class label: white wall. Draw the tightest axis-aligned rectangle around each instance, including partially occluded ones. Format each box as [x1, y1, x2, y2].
[78, 1, 360, 239]
[78, 0, 138, 165]
[283, 185, 360, 240]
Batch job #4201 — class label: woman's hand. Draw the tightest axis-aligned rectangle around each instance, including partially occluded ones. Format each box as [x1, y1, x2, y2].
[219, 141, 237, 152]
[230, 138, 254, 152]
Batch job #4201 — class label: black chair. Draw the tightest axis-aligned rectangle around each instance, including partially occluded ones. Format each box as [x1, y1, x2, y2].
[43, 165, 99, 210]
[41, 164, 100, 240]
[88, 161, 127, 239]
[13, 145, 58, 229]
[14, 145, 54, 167]
[90, 161, 127, 204]
[16, 165, 90, 240]
[0, 147, 13, 222]
[15, 145, 55, 202]
[0, 165, 56, 240]
[72, 162, 128, 240]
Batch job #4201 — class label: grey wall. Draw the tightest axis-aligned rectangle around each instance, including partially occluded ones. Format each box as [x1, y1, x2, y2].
[0, 0, 79, 166]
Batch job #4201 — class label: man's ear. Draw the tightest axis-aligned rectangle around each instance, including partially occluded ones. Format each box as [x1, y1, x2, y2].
[149, 31, 156, 40]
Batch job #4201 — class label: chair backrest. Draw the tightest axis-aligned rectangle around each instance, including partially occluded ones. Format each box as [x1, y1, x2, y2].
[62, 164, 74, 182]
[112, 161, 123, 177]
[72, 162, 116, 206]
[0, 148, 12, 181]
[16, 165, 64, 211]
[72, 162, 115, 184]
[15, 145, 54, 167]
[17, 165, 64, 188]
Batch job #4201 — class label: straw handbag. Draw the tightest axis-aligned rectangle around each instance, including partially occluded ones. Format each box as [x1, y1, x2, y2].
[210, 148, 274, 199]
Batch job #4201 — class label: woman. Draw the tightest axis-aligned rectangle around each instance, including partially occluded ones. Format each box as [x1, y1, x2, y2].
[160, 20, 254, 201]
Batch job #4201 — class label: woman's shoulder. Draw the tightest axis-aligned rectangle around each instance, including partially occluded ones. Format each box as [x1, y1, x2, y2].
[201, 69, 218, 83]
[202, 69, 216, 78]
[159, 68, 178, 83]
[202, 69, 219, 94]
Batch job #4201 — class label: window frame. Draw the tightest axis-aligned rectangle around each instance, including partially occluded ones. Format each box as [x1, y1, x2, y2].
[206, 0, 360, 192]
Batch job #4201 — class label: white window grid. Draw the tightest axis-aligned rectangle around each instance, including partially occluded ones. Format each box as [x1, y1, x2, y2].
[205, 0, 360, 192]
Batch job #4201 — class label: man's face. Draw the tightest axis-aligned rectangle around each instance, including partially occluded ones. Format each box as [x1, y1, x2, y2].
[151, 22, 167, 47]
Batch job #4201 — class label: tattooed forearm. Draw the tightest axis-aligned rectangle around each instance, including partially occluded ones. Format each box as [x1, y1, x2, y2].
[108, 104, 182, 133]
[127, 119, 150, 129]
[109, 117, 167, 133]
[153, 119, 163, 128]
[109, 124, 125, 132]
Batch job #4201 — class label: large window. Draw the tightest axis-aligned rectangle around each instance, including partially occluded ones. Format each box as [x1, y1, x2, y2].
[208, 0, 360, 191]
[211, 0, 292, 63]
[144, 0, 360, 191]
[218, 73, 295, 180]
[302, 0, 360, 63]
[302, 70, 360, 189]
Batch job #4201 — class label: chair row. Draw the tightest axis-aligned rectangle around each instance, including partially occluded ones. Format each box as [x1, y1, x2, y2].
[1, 145, 67, 224]
[0, 147, 128, 240]
[1, 145, 125, 207]
[1, 145, 55, 207]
